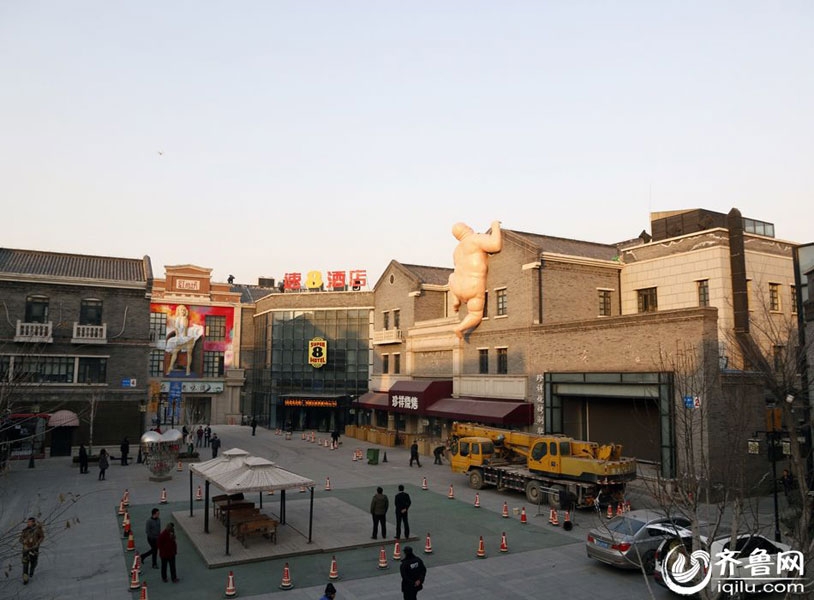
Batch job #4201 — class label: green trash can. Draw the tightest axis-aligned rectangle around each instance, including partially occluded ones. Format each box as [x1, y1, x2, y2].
[366, 448, 380, 465]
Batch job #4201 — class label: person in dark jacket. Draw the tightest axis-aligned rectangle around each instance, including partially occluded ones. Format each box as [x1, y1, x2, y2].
[204, 424, 211, 447]
[120, 437, 130, 466]
[251, 417, 258, 436]
[20, 517, 44, 584]
[78, 444, 89, 474]
[210, 433, 221, 458]
[433, 445, 446, 465]
[400, 546, 426, 600]
[320, 582, 337, 600]
[370, 486, 389, 539]
[394, 484, 411, 539]
[158, 522, 178, 582]
[409, 442, 421, 468]
[98, 449, 109, 480]
[196, 426, 204, 447]
[140, 508, 161, 568]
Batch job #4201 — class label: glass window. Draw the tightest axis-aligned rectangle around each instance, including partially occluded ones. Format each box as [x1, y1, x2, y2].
[697, 280, 709, 307]
[149, 349, 165, 377]
[472, 443, 480, 455]
[205, 315, 227, 340]
[637, 288, 658, 313]
[769, 283, 781, 311]
[559, 441, 570, 456]
[497, 348, 508, 374]
[17, 355, 75, 383]
[382, 354, 389, 374]
[483, 291, 489, 318]
[25, 296, 49, 323]
[383, 311, 389, 330]
[77, 357, 106, 383]
[478, 349, 488, 374]
[203, 351, 225, 377]
[607, 517, 646, 535]
[149, 312, 167, 342]
[80, 299, 103, 325]
[549, 441, 558, 456]
[393, 353, 401, 374]
[598, 290, 611, 316]
[496, 289, 507, 316]
[393, 309, 400, 329]
[791, 285, 798, 314]
[531, 441, 547, 460]
[459, 441, 470, 457]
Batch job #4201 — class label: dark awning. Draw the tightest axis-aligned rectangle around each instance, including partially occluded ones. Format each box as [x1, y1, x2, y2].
[387, 380, 452, 414]
[425, 398, 533, 426]
[355, 391, 390, 410]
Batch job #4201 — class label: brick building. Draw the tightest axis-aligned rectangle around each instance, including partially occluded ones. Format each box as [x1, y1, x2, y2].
[0, 248, 152, 458]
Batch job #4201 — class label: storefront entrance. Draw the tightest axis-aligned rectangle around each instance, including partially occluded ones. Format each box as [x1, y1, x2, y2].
[184, 396, 212, 425]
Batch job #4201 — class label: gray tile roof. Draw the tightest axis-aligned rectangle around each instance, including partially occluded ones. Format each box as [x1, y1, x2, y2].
[0, 248, 150, 282]
[400, 263, 453, 286]
[230, 285, 278, 303]
[507, 230, 619, 261]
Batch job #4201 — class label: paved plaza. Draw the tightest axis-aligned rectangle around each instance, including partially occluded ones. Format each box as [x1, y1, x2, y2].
[1, 425, 782, 599]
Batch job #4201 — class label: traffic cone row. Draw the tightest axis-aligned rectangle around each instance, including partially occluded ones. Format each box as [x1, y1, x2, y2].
[606, 504, 613, 519]
[551, 509, 559, 526]
[424, 532, 433, 554]
[625, 499, 631, 512]
[325, 477, 332, 491]
[476, 535, 486, 558]
[474, 493, 480, 508]
[616, 503, 624, 518]
[377, 546, 388, 569]
[132, 552, 141, 574]
[129, 566, 140, 590]
[118, 500, 126, 515]
[520, 507, 527, 524]
[421, 477, 428, 490]
[393, 540, 402, 561]
[139, 581, 148, 600]
[122, 489, 130, 506]
[225, 570, 237, 597]
[329, 556, 339, 580]
[499, 532, 509, 553]
[160, 488, 168, 504]
[196, 485, 203, 501]
[447, 484, 455, 499]
[279, 562, 293, 590]
[501, 502, 509, 518]
[126, 531, 135, 552]
[301, 432, 306, 440]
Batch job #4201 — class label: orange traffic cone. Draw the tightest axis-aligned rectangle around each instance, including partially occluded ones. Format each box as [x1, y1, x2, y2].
[551, 510, 559, 526]
[377, 546, 388, 569]
[196, 485, 202, 501]
[520, 507, 527, 524]
[279, 562, 293, 590]
[474, 493, 480, 508]
[421, 477, 428, 490]
[502, 502, 509, 518]
[123, 520, 131, 538]
[352, 452, 357, 462]
[122, 489, 130, 506]
[139, 581, 149, 600]
[448, 484, 455, 499]
[160, 488, 168, 504]
[118, 500, 126, 515]
[424, 532, 433, 554]
[224, 570, 237, 597]
[301, 432, 306, 440]
[132, 552, 142, 573]
[126, 530, 135, 551]
[393, 540, 402, 561]
[476, 535, 486, 558]
[329, 555, 339, 580]
[563, 510, 572, 530]
[625, 500, 631, 513]
[548, 507, 555, 525]
[606, 504, 613, 519]
[129, 567, 140, 590]
[177, 460, 183, 472]
[616, 503, 624, 517]
[499, 532, 508, 553]
[325, 477, 332, 491]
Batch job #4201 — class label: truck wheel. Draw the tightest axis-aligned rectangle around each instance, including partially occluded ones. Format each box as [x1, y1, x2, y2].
[469, 469, 484, 490]
[548, 484, 566, 508]
[525, 481, 543, 505]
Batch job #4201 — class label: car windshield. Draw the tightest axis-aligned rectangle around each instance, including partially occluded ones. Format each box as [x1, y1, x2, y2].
[607, 517, 647, 536]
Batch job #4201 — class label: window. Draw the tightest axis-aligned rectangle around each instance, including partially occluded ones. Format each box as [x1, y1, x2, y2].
[471, 443, 480, 455]
[531, 442, 547, 460]
[205, 315, 227, 340]
[80, 299, 103, 325]
[483, 291, 489, 318]
[549, 441, 558, 456]
[497, 348, 508, 374]
[598, 290, 612, 316]
[478, 349, 489, 374]
[383, 311, 389, 330]
[459, 441, 470, 457]
[150, 312, 167, 342]
[77, 357, 107, 383]
[791, 285, 798, 314]
[17, 356, 75, 383]
[393, 310, 400, 329]
[496, 288, 507, 316]
[697, 280, 709, 307]
[203, 351, 225, 377]
[25, 296, 49, 323]
[393, 353, 401, 374]
[382, 354, 389, 374]
[149, 349, 165, 377]
[637, 287, 658, 313]
[769, 283, 781, 312]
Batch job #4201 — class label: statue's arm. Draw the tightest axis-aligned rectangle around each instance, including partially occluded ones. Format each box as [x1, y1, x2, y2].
[477, 221, 503, 253]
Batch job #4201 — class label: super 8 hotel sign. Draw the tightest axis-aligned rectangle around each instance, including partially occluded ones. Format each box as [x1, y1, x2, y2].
[308, 337, 327, 368]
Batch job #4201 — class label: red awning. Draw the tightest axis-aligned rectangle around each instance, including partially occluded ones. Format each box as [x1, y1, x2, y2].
[424, 398, 533, 426]
[355, 391, 390, 410]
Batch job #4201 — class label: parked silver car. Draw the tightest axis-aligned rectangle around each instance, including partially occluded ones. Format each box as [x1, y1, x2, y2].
[586, 509, 693, 574]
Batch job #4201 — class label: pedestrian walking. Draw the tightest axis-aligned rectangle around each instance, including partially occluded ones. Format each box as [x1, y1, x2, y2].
[204, 424, 211, 447]
[331, 429, 340, 446]
[158, 522, 179, 583]
[370, 486, 389, 539]
[395, 484, 411, 539]
[78, 443, 89, 474]
[409, 442, 421, 468]
[182, 425, 188, 439]
[432, 445, 445, 465]
[140, 508, 161, 569]
[399, 546, 426, 600]
[98, 449, 109, 480]
[120, 437, 130, 466]
[20, 517, 44, 585]
[251, 417, 258, 436]
[320, 582, 337, 600]
[210, 433, 221, 458]
[196, 426, 203, 448]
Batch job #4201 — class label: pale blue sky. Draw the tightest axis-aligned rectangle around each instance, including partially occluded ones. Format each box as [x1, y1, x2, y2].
[1, 2, 812, 285]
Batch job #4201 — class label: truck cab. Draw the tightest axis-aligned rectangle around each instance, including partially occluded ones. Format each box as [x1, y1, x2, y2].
[450, 437, 495, 473]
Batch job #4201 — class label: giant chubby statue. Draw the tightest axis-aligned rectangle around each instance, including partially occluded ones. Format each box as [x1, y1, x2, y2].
[448, 220, 503, 340]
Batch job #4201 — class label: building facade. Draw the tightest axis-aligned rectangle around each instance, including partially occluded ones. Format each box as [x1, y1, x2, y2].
[0, 248, 152, 457]
[148, 265, 244, 426]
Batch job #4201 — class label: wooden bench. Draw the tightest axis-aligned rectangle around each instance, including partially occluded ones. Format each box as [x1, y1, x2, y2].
[236, 516, 278, 548]
[214, 499, 253, 521]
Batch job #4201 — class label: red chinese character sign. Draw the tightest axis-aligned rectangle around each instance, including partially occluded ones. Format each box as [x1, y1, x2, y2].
[284, 272, 302, 291]
[308, 337, 327, 368]
[350, 269, 367, 290]
[327, 271, 346, 290]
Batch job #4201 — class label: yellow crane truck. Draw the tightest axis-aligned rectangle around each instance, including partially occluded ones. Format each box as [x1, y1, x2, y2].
[450, 422, 637, 508]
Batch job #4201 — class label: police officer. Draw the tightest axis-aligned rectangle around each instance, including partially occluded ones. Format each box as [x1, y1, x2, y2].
[399, 546, 426, 600]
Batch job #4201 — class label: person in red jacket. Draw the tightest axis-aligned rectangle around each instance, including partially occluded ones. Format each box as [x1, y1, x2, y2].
[158, 522, 179, 583]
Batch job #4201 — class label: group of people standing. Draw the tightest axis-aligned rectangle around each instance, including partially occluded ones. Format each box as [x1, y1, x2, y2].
[139, 508, 179, 583]
[76, 437, 131, 480]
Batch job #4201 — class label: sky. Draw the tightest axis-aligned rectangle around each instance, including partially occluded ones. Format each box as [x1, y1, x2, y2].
[1, 2, 812, 287]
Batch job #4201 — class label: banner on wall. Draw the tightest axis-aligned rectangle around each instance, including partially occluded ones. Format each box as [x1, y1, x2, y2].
[308, 337, 327, 368]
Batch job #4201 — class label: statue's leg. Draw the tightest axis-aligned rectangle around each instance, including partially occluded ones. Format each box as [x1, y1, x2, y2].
[167, 350, 178, 374]
[454, 296, 485, 340]
[448, 274, 461, 312]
